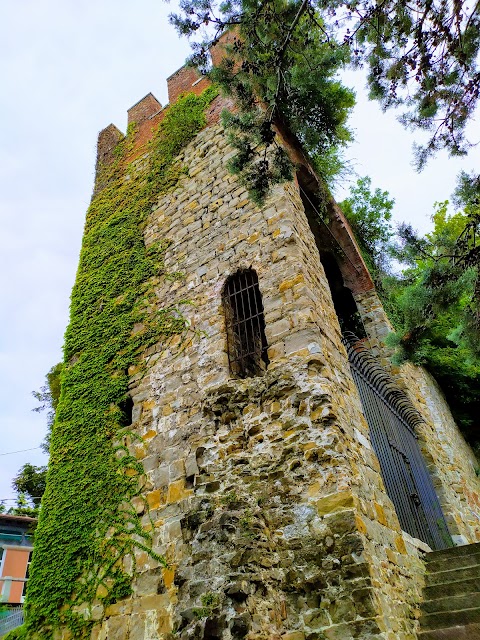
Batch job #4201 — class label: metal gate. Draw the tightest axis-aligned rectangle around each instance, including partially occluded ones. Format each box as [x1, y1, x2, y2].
[344, 335, 452, 550]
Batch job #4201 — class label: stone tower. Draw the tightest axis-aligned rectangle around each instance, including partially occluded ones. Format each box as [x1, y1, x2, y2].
[25, 49, 480, 640]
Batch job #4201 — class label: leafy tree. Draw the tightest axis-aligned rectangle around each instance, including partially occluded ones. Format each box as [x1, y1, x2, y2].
[32, 362, 62, 453]
[173, 3, 355, 203]
[452, 171, 480, 347]
[340, 176, 395, 279]
[389, 200, 479, 352]
[340, 177, 479, 447]
[382, 202, 480, 446]
[1, 465, 49, 518]
[4, 364, 63, 519]
[170, 0, 480, 200]
[12, 464, 47, 508]
[6, 494, 39, 518]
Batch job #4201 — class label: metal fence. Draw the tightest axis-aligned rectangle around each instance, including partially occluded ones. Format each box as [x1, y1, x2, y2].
[0, 606, 24, 637]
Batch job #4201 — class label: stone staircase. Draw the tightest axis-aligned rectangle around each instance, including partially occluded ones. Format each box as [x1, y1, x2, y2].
[418, 542, 480, 639]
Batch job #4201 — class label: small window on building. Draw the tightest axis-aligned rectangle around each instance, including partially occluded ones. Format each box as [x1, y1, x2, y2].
[21, 551, 32, 601]
[223, 269, 269, 378]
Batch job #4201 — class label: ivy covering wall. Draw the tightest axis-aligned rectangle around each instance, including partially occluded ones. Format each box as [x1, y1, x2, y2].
[14, 87, 218, 640]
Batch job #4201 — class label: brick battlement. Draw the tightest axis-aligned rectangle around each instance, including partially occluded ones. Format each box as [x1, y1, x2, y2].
[167, 65, 210, 105]
[94, 64, 212, 171]
[95, 34, 233, 169]
[127, 93, 162, 126]
[92, 28, 372, 294]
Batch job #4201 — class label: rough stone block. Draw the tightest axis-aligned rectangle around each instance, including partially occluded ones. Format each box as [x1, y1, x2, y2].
[314, 492, 356, 516]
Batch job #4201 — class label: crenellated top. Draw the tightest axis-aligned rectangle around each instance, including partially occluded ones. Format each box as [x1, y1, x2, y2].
[166, 66, 210, 105]
[94, 67, 208, 171]
[94, 34, 232, 170]
[92, 32, 374, 295]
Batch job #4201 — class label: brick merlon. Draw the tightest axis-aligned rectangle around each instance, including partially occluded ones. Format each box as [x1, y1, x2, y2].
[95, 124, 124, 171]
[127, 92, 162, 126]
[166, 65, 205, 105]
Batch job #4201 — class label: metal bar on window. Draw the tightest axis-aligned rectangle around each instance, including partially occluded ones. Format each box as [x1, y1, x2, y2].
[223, 269, 269, 378]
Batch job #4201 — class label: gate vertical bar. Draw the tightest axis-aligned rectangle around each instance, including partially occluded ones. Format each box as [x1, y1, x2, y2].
[343, 334, 452, 550]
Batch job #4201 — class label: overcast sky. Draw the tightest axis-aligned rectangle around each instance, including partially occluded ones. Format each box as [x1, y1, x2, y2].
[1, 0, 479, 505]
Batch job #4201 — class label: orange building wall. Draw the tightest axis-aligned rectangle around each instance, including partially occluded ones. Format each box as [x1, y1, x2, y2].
[0, 547, 30, 603]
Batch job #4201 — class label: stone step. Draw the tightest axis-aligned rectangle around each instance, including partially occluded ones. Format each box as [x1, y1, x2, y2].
[425, 543, 480, 564]
[425, 564, 480, 586]
[426, 551, 480, 575]
[424, 577, 480, 600]
[418, 622, 480, 639]
[419, 607, 480, 631]
[419, 544, 480, 639]
[422, 591, 480, 614]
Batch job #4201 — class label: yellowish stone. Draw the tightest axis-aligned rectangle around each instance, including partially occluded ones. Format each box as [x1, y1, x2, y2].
[279, 273, 304, 292]
[146, 489, 165, 510]
[395, 535, 407, 555]
[143, 429, 157, 441]
[167, 479, 193, 504]
[163, 567, 175, 589]
[355, 514, 368, 535]
[314, 491, 355, 516]
[374, 502, 388, 526]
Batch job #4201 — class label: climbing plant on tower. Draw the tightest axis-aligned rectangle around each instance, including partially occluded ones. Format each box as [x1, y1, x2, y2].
[18, 86, 218, 640]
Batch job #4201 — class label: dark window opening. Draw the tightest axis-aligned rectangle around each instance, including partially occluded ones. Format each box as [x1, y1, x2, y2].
[119, 395, 134, 427]
[21, 551, 32, 600]
[320, 254, 366, 338]
[223, 269, 269, 378]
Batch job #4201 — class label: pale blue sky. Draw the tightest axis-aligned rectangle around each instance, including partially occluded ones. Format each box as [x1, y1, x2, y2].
[1, 0, 479, 504]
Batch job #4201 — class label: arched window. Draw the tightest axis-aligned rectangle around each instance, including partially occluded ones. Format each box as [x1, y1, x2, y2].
[223, 269, 269, 378]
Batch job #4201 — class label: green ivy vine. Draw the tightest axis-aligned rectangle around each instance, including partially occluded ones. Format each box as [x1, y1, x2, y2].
[20, 86, 218, 639]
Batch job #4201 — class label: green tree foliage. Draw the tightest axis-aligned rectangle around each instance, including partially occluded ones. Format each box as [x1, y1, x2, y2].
[356, 2, 480, 168]
[12, 464, 47, 508]
[5, 363, 63, 519]
[383, 205, 479, 446]
[341, 177, 479, 447]
[171, 0, 480, 200]
[0, 465, 47, 518]
[452, 171, 480, 346]
[173, 1, 355, 203]
[340, 176, 394, 279]
[389, 201, 480, 353]
[5, 494, 39, 518]
[32, 362, 63, 453]
[0, 495, 38, 518]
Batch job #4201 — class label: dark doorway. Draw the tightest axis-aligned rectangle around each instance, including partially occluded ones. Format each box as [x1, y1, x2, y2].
[319, 253, 366, 338]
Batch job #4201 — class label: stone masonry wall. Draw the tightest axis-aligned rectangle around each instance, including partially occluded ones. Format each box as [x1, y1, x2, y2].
[355, 289, 480, 545]
[89, 119, 439, 640]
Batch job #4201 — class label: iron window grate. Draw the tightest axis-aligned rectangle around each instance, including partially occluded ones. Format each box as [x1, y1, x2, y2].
[223, 269, 269, 378]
